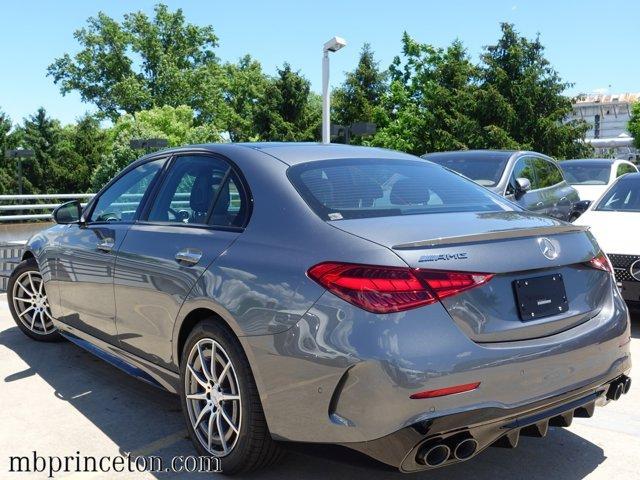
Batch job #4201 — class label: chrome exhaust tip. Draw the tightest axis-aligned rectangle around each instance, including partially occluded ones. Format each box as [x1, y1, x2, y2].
[454, 438, 478, 460]
[622, 376, 632, 395]
[607, 381, 624, 401]
[418, 444, 451, 467]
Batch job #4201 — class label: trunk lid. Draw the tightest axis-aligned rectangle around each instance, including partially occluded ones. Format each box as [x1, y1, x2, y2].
[330, 211, 606, 342]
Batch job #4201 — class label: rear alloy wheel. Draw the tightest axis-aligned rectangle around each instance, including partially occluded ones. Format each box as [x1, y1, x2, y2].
[7, 258, 61, 342]
[180, 321, 283, 474]
[184, 339, 242, 456]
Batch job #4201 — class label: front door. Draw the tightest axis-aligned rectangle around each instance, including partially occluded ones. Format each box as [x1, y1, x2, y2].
[114, 154, 249, 367]
[55, 158, 165, 343]
[506, 156, 543, 212]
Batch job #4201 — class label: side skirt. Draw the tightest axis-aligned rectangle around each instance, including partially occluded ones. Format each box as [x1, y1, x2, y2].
[54, 319, 180, 394]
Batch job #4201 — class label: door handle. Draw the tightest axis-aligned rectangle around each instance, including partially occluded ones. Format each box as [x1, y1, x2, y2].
[175, 248, 202, 265]
[97, 238, 115, 252]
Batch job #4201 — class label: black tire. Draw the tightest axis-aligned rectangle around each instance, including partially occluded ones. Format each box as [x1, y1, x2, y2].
[179, 319, 284, 475]
[7, 257, 62, 342]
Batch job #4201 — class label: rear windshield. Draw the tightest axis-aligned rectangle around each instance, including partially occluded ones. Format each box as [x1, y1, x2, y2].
[288, 159, 512, 220]
[560, 162, 611, 185]
[424, 153, 509, 187]
[595, 177, 640, 212]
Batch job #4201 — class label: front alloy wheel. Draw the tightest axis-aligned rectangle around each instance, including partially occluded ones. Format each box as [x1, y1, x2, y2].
[184, 339, 242, 456]
[7, 258, 61, 342]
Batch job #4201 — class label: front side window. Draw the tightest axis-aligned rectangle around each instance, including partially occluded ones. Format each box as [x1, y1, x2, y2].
[90, 159, 165, 223]
[532, 158, 563, 189]
[288, 159, 512, 220]
[596, 178, 640, 212]
[616, 163, 637, 177]
[507, 157, 537, 194]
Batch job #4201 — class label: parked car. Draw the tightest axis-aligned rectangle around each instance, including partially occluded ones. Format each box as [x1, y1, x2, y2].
[559, 158, 638, 202]
[9, 143, 631, 474]
[423, 150, 581, 221]
[574, 172, 640, 306]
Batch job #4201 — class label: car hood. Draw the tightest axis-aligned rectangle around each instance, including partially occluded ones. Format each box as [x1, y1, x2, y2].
[572, 185, 608, 202]
[575, 210, 640, 255]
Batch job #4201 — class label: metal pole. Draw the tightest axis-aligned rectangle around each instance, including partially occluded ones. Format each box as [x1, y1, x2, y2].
[17, 159, 22, 196]
[322, 50, 330, 144]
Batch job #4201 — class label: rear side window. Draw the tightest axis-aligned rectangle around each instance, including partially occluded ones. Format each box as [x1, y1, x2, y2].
[616, 163, 637, 177]
[288, 159, 512, 220]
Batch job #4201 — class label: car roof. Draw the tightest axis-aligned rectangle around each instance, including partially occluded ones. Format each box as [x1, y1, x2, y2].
[422, 150, 552, 161]
[560, 158, 617, 166]
[135, 142, 419, 167]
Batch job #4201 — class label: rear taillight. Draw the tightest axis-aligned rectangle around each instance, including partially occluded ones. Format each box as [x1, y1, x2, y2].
[307, 262, 493, 314]
[587, 251, 613, 273]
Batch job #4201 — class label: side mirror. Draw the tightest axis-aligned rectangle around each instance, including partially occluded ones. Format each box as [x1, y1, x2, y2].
[514, 177, 531, 199]
[53, 200, 82, 225]
[573, 200, 592, 214]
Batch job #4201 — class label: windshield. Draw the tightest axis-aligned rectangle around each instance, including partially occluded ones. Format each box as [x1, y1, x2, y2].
[560, 162, 611, 185]
[595, 178, 640, 212]
[288, 159, 513, 221]
[423, 153, 509, 187]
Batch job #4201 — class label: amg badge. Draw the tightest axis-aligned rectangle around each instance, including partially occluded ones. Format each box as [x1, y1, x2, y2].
[418, 252, 468, 263]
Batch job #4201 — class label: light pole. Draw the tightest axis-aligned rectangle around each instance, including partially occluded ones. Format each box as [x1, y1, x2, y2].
[322, 36, 347, 144]
[4, 148, 35, 195]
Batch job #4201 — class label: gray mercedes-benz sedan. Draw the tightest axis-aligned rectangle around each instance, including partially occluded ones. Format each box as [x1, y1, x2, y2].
[8, 143, 631, 473]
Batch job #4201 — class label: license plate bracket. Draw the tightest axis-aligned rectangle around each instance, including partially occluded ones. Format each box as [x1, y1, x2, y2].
[513, 273, 568, 321]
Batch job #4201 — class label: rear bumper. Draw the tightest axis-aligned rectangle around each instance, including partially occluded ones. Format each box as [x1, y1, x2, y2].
[244, 276, 631, 449]
[342, 373, 631, 472]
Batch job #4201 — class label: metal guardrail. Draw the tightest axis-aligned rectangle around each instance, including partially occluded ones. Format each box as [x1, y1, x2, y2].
[0, 193, 95, 222]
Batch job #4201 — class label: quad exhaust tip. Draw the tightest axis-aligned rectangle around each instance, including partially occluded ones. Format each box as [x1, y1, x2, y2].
[418, 444, 451, 467]
[607, 376, 631, 401]
[454, 438, 478, 460]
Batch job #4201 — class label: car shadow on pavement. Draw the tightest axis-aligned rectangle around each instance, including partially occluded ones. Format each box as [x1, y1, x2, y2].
[0, 323, 606, 480]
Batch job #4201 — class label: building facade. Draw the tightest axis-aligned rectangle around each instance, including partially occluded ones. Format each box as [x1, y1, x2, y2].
[568, 93, 640, 160]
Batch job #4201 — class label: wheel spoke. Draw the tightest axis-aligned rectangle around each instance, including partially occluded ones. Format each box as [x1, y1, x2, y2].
[28, 273, 36, 293]
[38, 279, 44, 294]
[221, 394, 240, 402]
[210, 342, 217, 382]
[208, 410, 216, 451]
[218, 361, 232, 385]
[194, 404, 211, 429]
[197, 343, 212, 381]
[18, 306, 35, 318]
[186, 392, 207, 401]
[216, 408, 228, 454]
[187, 364, 208, 388]
[40, 311, 48, 333]
[15, 297, 34, 305]
[16, 281, 31, 296]
[220, 407, 239, 434]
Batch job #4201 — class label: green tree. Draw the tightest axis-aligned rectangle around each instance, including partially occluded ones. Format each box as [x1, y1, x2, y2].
[0, 110, 19, 194]
[628, 102, 640, 149]
[332, 44, 387, 142]
[371, 34, 485, 154]
[477, 23, 590, 158]
[91, 105, 220, 190]
[254, 64, 321, 141]
[48, 4, 225, 124]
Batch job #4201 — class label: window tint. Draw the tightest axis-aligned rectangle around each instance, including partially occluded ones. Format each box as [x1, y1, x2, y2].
[596, 178, 640, 212]
[288, 159, 511, 220]
[560, 162, 611, 185]
[425, 153, 509, 187]
[532, 158, 563, 188]
[90, 159, 164, 223]
[507, 157, 537, 194]
[616, 163, 637, 177]
[209, 172, 248, 227]
[147, 155, 229, 224]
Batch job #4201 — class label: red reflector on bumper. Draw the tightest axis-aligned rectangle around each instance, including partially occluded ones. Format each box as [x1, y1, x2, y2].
[410, 382, 480, 399]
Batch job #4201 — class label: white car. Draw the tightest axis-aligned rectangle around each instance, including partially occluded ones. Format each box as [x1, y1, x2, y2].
[574, 172, 640, 305]
[559, 158, 638, 202]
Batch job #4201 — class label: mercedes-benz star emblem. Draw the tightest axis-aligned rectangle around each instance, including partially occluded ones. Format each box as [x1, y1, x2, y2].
[630, 259, 640, 281]
[538, 237, 559, 260]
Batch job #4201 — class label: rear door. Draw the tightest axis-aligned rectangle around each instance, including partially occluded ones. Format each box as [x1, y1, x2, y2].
[531, 157, 575, 220]
[113, 153, 249, 367]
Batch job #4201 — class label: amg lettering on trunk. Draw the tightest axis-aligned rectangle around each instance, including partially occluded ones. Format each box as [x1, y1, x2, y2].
[418, 252, 468, 263]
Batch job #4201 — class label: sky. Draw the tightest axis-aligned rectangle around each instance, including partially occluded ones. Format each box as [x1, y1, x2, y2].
[1, 0, 639, 125]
